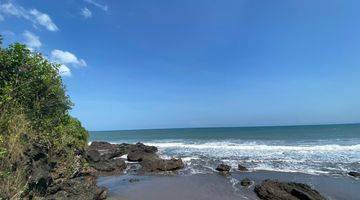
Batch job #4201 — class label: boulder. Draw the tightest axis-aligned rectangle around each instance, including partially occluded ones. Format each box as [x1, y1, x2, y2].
[254, 180, 326, 200]
[216, 164, 231, 172]
[240, 178, 252, 187]
[348, 171, 360, 177]
[127, 142, 158, 162]
[140, 158, 184, 172]
[238, 164, 248, 171]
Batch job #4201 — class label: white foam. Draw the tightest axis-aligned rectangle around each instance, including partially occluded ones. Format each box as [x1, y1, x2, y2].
[144, 142, 360, 152]
[120, 154, 128, 159]
[182, 156, 200, 162]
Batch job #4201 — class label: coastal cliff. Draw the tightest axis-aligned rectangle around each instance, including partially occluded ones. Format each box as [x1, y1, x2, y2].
[0, 39, 105, 199]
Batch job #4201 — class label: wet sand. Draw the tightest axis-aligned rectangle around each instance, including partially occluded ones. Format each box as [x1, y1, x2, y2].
[97, 171, 360, 200]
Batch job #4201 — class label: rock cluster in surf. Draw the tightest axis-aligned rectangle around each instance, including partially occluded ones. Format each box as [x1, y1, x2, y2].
[86, 141, 184, 175]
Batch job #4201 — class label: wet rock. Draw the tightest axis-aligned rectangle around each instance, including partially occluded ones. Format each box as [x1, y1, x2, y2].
[90, 158, 126, 172]
[87, 141, 125, 161]
[240, 178, 252, 187]
[129, 178, 140, 183]
[127, 142, 158, 162]
[95, 186, 108, 200]
[254, 179, 326, 200]
[86, 141, 130, 175]
[216, 164, 231, 172]
[348, 171, 360, 177]
[238, 164, 248, 171]
[140, 158, 184, 172]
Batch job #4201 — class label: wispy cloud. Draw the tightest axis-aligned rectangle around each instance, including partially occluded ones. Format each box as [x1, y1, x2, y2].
[23, 30, 41, 50]
[84, 0, 108, 11]
[29, 9, 58, 31]
[0, 14, 4, 21]
[0, 2, 58, 31]
[81, 7, 92, 19]
[0, 2, 27, 17]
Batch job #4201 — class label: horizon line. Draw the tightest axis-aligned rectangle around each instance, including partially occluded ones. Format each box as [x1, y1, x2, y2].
[89, 122, 360, 132]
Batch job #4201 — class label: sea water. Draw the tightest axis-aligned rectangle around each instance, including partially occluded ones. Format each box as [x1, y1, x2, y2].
[90, 124, 360, 175]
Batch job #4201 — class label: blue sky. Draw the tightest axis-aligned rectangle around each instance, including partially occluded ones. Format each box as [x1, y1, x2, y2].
[1, 0, 360, 130]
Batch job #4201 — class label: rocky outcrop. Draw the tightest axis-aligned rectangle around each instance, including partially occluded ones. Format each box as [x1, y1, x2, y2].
[348, 171, 360, 177]
[86, 142, 129, 175]
[91, 159, 126, 172]
[25, 143, 53, 196]
[46, 175, 106, 200]
[87, 141, 127, 162]
[140, 158, 184, 172]
[22, 143, 107, 200]
[254, 180, 326, 200]
[216, 164, 231, 172]
[127, 142, 158, 162]
[238, 164, 248, 171]
[86, 141, 184, 173]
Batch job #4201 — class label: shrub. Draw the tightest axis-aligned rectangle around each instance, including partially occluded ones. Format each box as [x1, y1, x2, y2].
[0, 39, 89, 198]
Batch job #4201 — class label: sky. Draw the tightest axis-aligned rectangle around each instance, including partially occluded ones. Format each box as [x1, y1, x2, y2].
[1, 0, 360, 130]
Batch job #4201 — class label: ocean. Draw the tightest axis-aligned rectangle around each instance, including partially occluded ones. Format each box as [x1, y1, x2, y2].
[90, 124, 360, 176]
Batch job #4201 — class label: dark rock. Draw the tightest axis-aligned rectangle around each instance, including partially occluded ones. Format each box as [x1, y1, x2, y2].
[127, 142, 158, 162]
[140, 158, 184, 172]
[216, 164, 231, 172]
[240, 178, 252, 187]
[254, 179, 326, 200]
[95, 186, 108, 200]
[238, 164, 248, 171]
[87, 141, 125, 161]
[129, 178, 140, 183]
[25, 144, 53, 196]
[46, 176, 103, 200]
[348, 171, 360, 177]
[86, 149, 101, 162]
[90, 158, 126, 172]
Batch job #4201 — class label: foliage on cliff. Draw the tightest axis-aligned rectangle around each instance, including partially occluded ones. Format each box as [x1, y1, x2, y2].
[0, 37, 89, 198]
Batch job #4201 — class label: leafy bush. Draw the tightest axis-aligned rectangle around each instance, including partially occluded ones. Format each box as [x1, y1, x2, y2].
[0, 39, 89, 198]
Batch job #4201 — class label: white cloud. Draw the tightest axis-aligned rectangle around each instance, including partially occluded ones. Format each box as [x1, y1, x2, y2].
[29, 9, 58, 31]
[81, 7, 92, 19]
[0, 2, 26, 17]
[84, 0, 108, 11]
[59, 64, 71, 77]
[51, 49, 87, 67]
[0, 2, 58, 31]
[23, 31, 41, 49]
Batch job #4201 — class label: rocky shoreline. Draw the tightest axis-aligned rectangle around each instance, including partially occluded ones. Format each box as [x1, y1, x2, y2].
[83, 141, 360, 200]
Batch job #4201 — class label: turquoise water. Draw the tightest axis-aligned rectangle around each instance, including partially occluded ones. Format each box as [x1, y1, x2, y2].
[90, 124, 360, 175]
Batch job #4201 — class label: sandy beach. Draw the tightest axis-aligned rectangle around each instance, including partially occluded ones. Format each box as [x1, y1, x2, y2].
[98, 171, 360, 200]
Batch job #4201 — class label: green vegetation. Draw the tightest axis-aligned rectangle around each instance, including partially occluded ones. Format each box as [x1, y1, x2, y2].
[0, 38, 89, 198]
